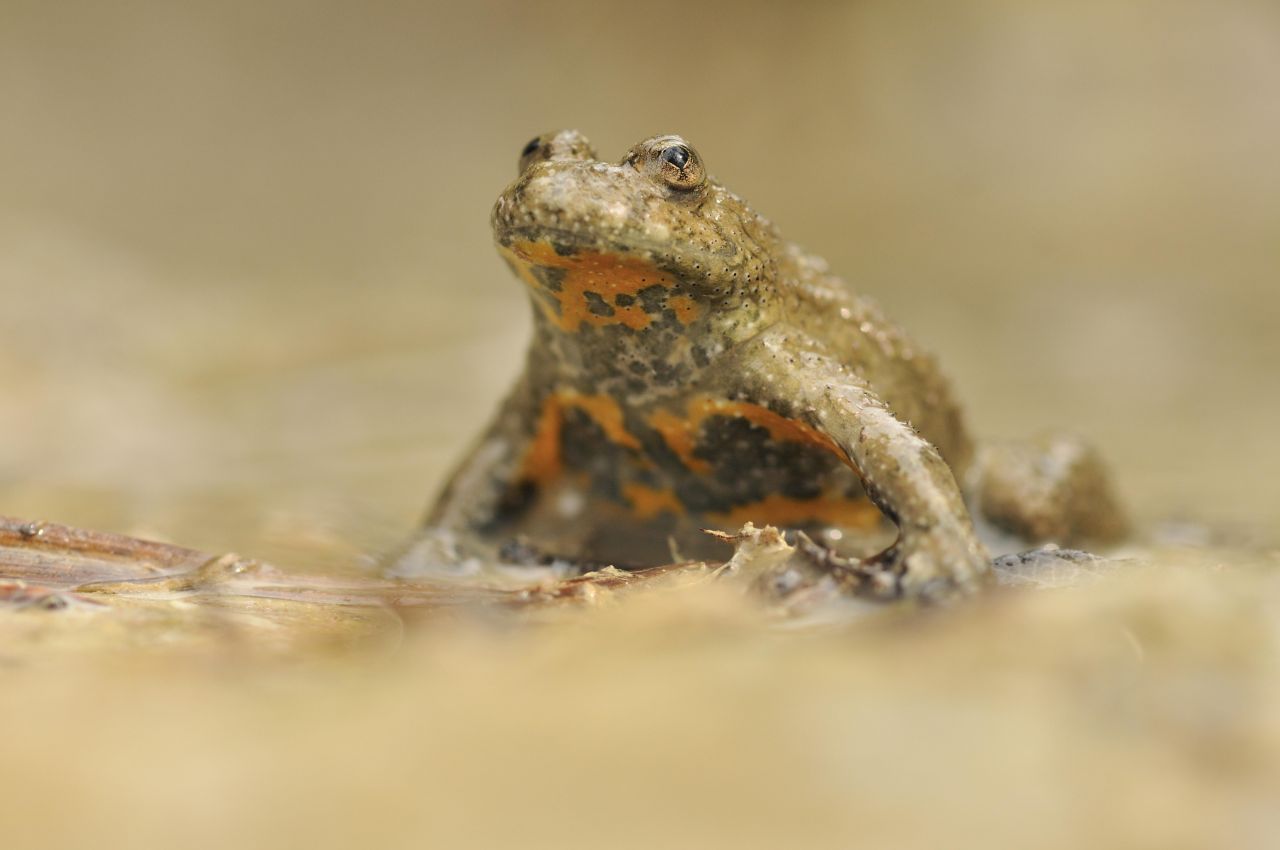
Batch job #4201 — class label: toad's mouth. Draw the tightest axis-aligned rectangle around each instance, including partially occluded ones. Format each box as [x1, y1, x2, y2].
[492, 225, 693, 267]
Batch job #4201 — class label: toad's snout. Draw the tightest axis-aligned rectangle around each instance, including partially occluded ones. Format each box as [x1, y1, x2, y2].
[493, 160, 645, 247]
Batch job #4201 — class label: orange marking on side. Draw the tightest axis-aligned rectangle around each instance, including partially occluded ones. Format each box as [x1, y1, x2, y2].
[518, 397, 564, 484]
[504, 240, 678, 332]
[518, 391, 644, 485]
[649, 395, 851, 473]
[704, 399, 848, 463]
[667, 294, 703, 325]
[560, 391, 641, 450]
[648, 407, 712, 474]
[710, 493, 883, 529]
[622, 482, 685, 519]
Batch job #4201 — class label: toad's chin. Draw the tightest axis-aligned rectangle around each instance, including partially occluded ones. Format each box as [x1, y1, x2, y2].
[491, 224, 734, 286]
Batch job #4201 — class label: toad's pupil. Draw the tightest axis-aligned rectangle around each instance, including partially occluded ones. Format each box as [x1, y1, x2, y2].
[661, 146, 690, 169]
[521, 137, 541, 158]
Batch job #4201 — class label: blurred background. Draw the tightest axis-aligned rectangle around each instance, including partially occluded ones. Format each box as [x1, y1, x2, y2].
[5, 0, 1274, 558]
[1, 2, 1278, 847]
[1, 0, 1276, 563]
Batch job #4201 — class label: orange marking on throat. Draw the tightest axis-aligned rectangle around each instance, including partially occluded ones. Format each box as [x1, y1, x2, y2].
[501, 240, 679, 332]
[667, 294, 703, 325]
[649, 395, 851, 473]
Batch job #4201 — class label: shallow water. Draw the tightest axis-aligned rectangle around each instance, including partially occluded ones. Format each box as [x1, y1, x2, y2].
[1, 1, 1278, 847]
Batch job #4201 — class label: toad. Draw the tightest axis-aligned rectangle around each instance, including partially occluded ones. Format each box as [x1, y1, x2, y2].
[408, 131, 1127, 600]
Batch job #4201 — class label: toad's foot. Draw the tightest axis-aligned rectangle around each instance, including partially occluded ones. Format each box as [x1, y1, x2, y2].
[794, 526, 988, 603]
[870, 525, 991, 601]
[991, 544, 1128, 589]
[969, 433, 1128, 547]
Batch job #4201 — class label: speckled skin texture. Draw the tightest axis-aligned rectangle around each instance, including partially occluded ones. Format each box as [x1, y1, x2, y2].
[416, 131, 1127, 599]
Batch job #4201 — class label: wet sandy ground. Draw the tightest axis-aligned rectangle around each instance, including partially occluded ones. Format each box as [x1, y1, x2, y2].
[2, 1, 1279, 846]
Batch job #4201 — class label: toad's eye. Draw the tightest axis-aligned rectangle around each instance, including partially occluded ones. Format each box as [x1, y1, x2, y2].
[661, 145, 690, 170]
[652, 142, 705, 191]
[518, 130, 597, 174]
[517, 136, 544, 173]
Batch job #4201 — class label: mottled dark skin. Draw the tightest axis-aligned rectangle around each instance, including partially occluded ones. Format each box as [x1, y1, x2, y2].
[408, 131, 1127, 600]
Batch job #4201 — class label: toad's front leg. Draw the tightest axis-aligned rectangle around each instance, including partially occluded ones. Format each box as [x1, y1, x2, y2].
[716, 326, 991, 600]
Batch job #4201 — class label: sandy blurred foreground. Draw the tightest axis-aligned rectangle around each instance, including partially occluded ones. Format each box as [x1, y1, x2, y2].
[0, 552, 1278, 850]
[1, 0, 1279, 847]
